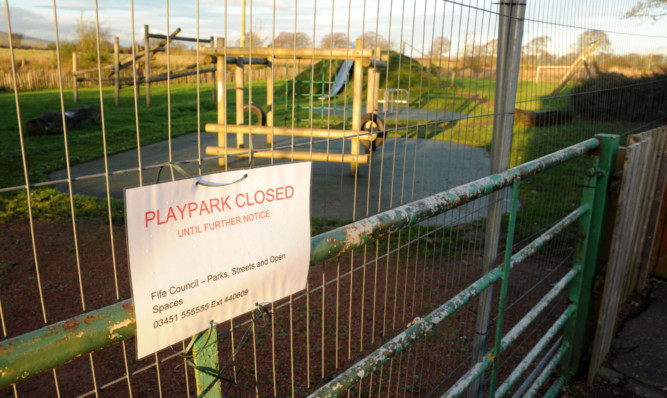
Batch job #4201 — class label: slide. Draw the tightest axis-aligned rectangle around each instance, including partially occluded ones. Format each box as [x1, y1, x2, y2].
[320, 60, 354, 99]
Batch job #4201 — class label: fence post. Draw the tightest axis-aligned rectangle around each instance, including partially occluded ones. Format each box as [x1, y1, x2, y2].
[191, 325, 222, 397]
[468, 2, 525, 397]
[144, 25, 152, 107]
[72, 52, 78, 103]
[114, 36, 120, 106]
[561, 134, 619, 377]
[488, 180, 520, 396]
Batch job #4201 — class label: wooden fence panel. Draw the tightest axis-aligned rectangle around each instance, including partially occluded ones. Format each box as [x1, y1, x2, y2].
[588, 125, 667, 384]
[627, 127, 667, 290]
[587, 139, 647, 384]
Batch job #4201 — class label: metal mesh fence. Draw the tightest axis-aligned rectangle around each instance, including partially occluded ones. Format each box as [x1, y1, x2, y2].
[1, 0, 665, 396]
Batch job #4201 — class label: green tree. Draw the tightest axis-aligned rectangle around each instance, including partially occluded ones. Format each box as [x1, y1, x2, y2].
[10, 33, 22, 47]
[75, 15, 112, 67]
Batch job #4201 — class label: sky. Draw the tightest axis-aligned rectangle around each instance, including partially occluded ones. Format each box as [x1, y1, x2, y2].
[1, 0, 666, 56]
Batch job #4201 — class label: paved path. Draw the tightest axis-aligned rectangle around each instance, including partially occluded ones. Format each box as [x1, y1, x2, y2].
[49, 132, 507, 224]
[309, 104, 467, 122]
[603, 280, 667, 397]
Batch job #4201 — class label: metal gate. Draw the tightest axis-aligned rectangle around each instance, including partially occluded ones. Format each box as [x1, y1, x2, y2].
[1, 0, 665, 397]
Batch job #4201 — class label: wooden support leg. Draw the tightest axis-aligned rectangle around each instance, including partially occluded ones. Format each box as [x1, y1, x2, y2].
[266, 63, 274, 145]
[351, 44, 364, 175]
[114, 36, 120, 106]
[72, 52, 78, 103]
[235, 63, 245, 148]
[216, 37, 227, 167]
[144, 25, 152, 108]
[350, 139, 361, 175]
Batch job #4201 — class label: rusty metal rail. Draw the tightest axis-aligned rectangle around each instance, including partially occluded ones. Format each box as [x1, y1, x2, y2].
[307, 207, 587, 397]
[0, 137, 600, 389]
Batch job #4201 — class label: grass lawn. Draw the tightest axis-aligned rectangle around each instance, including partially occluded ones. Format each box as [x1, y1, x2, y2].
[0, 73, 645, 228]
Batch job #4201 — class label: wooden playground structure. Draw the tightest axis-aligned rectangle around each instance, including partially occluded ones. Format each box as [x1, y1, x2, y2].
[72, 26, 216, 106]
[203, 39, 389, 175]
[72, 28, 391, 175]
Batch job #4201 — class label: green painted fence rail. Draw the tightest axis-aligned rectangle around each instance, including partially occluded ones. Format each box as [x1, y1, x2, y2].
[307, 206, 588, 398]
[0, 137, 602, 390]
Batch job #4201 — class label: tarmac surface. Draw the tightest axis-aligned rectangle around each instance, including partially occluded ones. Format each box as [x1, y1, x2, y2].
[309, 104, 467, 123]
[49, 131, 507, 224]
[602, 280, 667, 397]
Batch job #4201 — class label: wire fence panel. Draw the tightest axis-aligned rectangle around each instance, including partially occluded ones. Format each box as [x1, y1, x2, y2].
[1, 0, 665, 397]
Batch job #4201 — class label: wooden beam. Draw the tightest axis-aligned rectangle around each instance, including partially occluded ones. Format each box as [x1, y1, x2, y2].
[202, 46, 387, 62]
[205, 147, 369, 164]
[204, 123, 368, 140]
[145, 25, 151, 107]
[72, 52, 78, 103]
[114, 36, 120, 106]
[215, 37, 227, 167]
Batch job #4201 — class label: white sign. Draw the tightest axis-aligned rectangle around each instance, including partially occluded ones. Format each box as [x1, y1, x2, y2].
[125, 162, 312, 359]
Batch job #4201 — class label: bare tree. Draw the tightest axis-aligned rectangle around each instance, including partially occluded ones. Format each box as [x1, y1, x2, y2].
[474, 39, 498, 57]
[523, 36, 552, 61]
[320, 33, 349, 48]
[236, 31, 267, 48]
[459, 30, 476, 55]
[270, 32, 312, 48]
[354, 32, 390, 49]
[625, 0, 667, 20]
[428, 36, 451, 61]
[576, 29, 612, 54]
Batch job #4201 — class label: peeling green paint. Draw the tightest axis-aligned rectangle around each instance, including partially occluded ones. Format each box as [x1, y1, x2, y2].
[308, 207, 586, 397]
[311, 138, 598, 264]
[0, 300, 135, 387]
[0, 138, 600, 390]
[496, 305, 576, 398]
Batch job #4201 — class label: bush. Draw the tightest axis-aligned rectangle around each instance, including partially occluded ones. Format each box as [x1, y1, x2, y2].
[570, 71, 667, 123]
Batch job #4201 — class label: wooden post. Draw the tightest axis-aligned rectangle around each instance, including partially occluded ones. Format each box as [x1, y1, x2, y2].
[350, 39, 364, 175]
[266, 60, 274, 145]
[210, 36, 216, 102]
[373, 47, 381, 113]
[72, 52, 78, 103]
[366, 65, 375, 114]
[216, 38, 227, 167]
[114, 36, 120, 106]
[365, 46, 381, 114]
[144, 25, 151, 107]
[235, 59, 245, 148]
